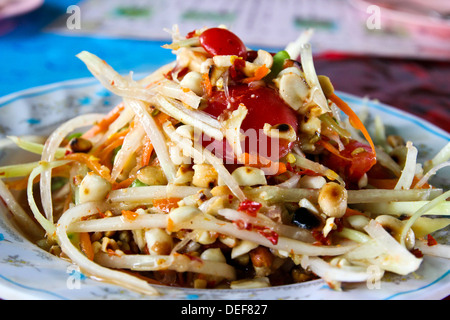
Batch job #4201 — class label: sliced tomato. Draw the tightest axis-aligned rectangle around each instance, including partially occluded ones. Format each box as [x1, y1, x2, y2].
[202, 84, 298, 162]
[322, 140, 376, 186]
[199, 27, 247, 58]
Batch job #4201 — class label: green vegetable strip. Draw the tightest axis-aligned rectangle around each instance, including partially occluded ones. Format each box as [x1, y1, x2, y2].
[424, 142, 450, 173]
[8, 136, 66, 158]
[266, 50, 290, 80]
[27, 160, 71, 238]
[0, 161, 40, 178]
[319, 113, 351, 138]
[129, 179, 148, 188]
[400, 190, 450, 247]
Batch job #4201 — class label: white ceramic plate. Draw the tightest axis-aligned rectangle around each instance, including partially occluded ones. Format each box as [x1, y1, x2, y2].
[0, 78, 449, 300]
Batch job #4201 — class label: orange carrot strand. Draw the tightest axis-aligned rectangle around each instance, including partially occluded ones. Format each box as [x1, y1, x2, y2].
[317, 140, 352, 161]
[240, 153, 287, 176]
[63, 153, 111, 181]
[201, 73, 213, 97]
[79, 232, 94, 261]
[141, 136, 154, 167]
[329, 93, 376, 156]
[82, 103, 125, 139]
[242, 64, 270, 83]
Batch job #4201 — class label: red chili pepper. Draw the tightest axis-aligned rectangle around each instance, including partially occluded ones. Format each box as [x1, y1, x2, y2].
[256, 227, 279, 245]
[185, 30, 197, 39]
[233, 219, 252, 230]
[410, 248, 424, 258]
[229, 57, 246, 80]
[233, 219, 278, 245]
[185, 253, 203, 263]
[238, 200, 262, 217]
[427, 234, 438, 246]
[312, 230, 332, 246]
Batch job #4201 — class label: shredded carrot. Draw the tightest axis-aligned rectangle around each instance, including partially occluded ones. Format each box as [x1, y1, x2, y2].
[82, 103, 125, 139]
[317, 140, 352, 161]
[101, 137, 126, 165]
[107, 249, 121, 257]
[63, 153, 111, 181]
[344, 207, 365, 217]
[111, 176, 135, 190]
[145, 80, 162, 89]
[79, 232, 94, 261]
[240, 153, 287, 176]
[141, 136, 154, 167]
[201, 73, 213, 97]
[87, 127, 130, 168]
[92, 127, 130, 156]
[329, 93, 376, 156]
[154, 111, 171, 126]
[152, 198, 181, 213]
[62, 189, 74, 212]
[368, 177, 430, 189]
[412, 177, 430, 189]
[139, 110, 172, 167]
[121, 209, 139, 222]
[167, 217, 175, 232]
[242, 64, 270, 84]
[96, 207, 109, 219]
[105, 127, 131, 144]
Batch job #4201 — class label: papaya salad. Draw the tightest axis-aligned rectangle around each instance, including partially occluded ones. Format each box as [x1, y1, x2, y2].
[0, 25, 449, 296]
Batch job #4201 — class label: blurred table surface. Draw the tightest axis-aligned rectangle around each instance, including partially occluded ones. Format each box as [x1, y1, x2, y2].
[314, 53, 450, 132]
[1, 0, 449, 133]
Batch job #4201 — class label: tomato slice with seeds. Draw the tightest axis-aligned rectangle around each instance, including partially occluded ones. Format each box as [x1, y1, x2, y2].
[199, 27, 247, 58]
[322, 140, 376, 186]
[202, 84, 298, 162]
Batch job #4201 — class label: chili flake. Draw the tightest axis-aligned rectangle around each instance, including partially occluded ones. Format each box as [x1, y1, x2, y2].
[238, 199, 262, 217]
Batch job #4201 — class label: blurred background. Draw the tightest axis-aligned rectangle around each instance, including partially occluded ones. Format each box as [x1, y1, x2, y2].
[0, 0, 449, 131]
